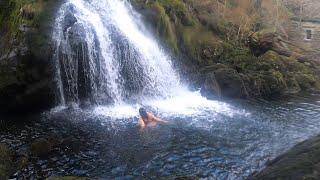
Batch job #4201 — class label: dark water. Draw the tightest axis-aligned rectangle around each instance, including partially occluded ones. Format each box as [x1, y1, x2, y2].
[1, 94, 320, 179]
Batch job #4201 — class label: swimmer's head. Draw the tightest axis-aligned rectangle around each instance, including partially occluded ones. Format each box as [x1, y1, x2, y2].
[139, 108, 148, 119]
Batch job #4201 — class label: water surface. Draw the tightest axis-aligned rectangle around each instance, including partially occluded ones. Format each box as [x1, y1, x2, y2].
[2, 93, 320, 179]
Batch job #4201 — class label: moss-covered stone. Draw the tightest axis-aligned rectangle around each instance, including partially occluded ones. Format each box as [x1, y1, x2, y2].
[0, 144, 12, 180]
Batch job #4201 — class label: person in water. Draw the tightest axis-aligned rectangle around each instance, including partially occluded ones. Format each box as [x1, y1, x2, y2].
[138, 108, 168, 130]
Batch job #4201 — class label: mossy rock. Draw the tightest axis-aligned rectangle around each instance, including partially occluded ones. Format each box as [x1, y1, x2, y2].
[294, 72, 317, 90]
[259, 51, 286, 71]
[248, 29, 276, 56]
[0, 144, 12, 180]
[31, 138, 52, 157]
[213, 68, 247, 98]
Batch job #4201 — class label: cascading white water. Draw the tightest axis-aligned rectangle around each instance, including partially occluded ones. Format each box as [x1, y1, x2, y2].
[52, 0, 245, 120]
[52, 0, 182, 105]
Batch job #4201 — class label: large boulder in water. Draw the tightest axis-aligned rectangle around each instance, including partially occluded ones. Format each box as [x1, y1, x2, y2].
[202, 67, 248, 98]
[252, 135, 320, 180]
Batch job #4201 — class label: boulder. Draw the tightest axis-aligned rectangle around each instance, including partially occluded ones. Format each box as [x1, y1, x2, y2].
[31, 138, 52, 157]
[201, 72, 221, 98]
[201, 67, 248, 98]
[0, 143, 12, 180]
[248, 30, 276, 56]
[0, 54, 56, 115]
[61, 137, 81, 153]
[252, 135, 320, 180]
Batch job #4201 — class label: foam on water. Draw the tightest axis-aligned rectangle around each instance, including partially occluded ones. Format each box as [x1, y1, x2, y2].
[94, 104, 139, 120]
[93, 90, 250, 128]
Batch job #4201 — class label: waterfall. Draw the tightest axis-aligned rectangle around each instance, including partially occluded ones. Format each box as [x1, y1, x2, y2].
[52, 0, 183, 106]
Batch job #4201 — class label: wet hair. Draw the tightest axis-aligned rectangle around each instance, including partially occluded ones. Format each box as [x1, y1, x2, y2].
[139, 108, 148, 119]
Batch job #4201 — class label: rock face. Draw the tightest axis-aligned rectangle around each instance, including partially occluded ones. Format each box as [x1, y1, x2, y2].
[0, 0, 61, 115]
[201, 68, 247, 98]
[0, 144, 12, 180]
[252, 135, 320, 180]
[0, 54, 56, 115]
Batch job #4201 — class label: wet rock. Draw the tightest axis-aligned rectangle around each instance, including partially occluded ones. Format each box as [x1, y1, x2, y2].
[0, 143, 12, 180]
[206, 68, 247, 98]
[0, 0, 61, 116]
[252, 135, 320, 180]
[31, 138, 52, 157]
[61, 137, 81, 153]
[173, 176, 198, 180]
[201, 72, 221, 98]
[0, 54, 56, 115]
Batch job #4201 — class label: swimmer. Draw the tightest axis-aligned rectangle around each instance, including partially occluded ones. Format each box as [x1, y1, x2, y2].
[138, 108, 168, 130]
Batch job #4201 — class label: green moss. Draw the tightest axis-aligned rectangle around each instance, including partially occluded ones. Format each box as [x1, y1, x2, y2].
[180, 26, 222, 64]
[158, 0, 195, 26]
[0, 0, 48, 54]
[152, 2, 178, 51]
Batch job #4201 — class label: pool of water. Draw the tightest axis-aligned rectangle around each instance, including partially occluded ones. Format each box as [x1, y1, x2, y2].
[2, 93, 320, 179]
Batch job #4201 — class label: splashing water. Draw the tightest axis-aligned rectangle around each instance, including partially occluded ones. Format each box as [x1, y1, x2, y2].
[52, 0, 248, 122]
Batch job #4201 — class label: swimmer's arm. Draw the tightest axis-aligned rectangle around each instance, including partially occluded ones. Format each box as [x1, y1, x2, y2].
[152, 115, 168, 124]
[138, 118, 146, 130]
